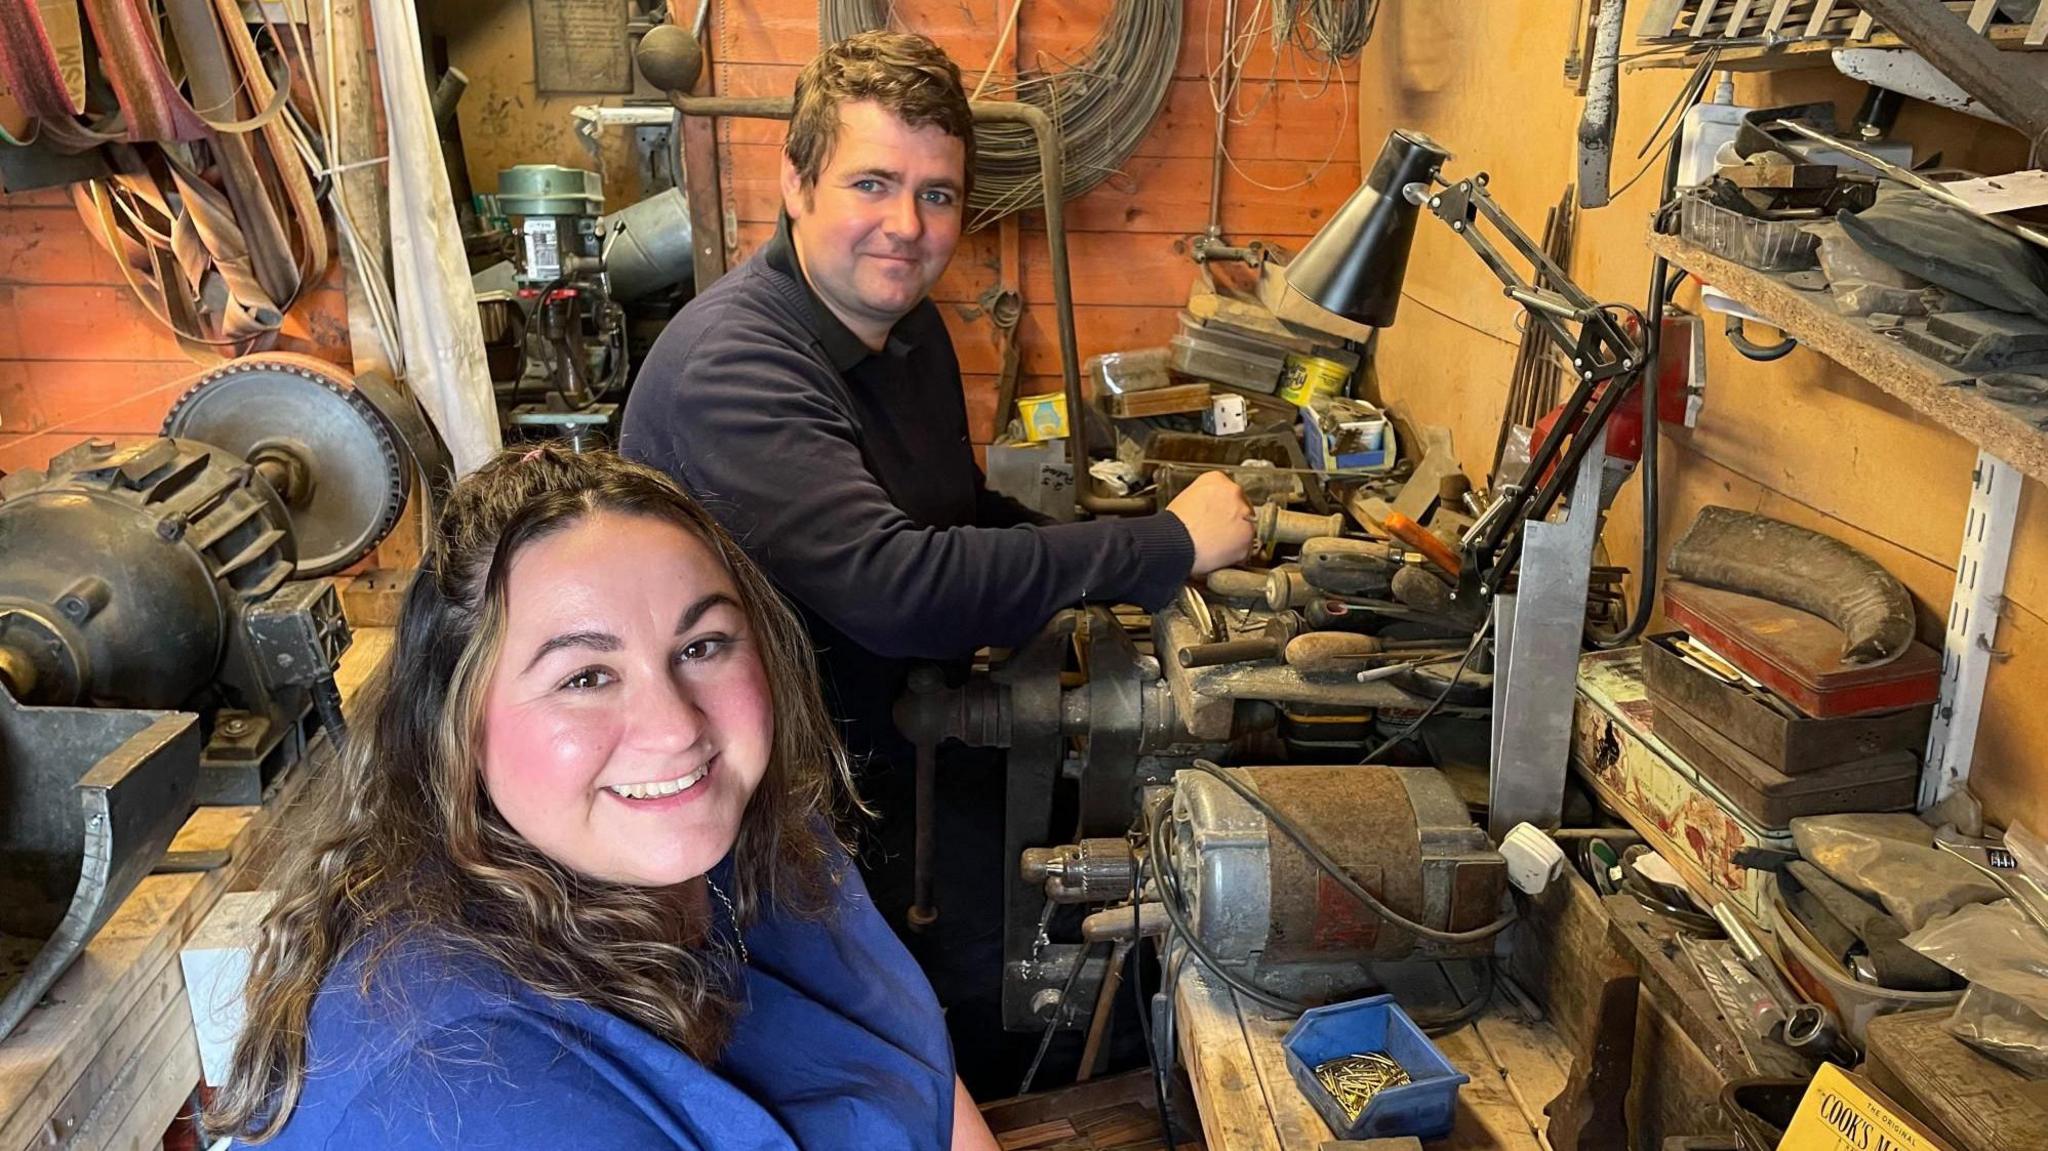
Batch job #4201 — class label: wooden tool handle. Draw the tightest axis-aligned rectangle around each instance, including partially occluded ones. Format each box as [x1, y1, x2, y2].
[1381, 511, 1462, 578]
[1284, 632, 1385, 670]
[1205, 568, 1268, 601]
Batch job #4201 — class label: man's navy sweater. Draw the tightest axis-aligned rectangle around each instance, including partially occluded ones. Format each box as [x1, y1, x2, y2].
[620, 217, 1194, 758]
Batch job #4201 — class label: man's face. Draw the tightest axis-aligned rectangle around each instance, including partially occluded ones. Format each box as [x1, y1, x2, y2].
[783, 99, 966, 346]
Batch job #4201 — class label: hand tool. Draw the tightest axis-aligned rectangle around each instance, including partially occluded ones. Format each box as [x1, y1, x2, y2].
[1178, 614, 1303, 668]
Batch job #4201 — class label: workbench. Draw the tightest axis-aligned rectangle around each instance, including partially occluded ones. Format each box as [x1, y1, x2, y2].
[0, 628, 392, 1150]
[1173, 962, 1572, 1150]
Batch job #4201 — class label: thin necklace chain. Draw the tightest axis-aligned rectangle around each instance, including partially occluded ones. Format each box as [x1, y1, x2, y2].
[705, 876, 748, 965]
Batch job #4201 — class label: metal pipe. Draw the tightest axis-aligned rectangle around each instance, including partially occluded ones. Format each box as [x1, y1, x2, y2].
[661, 93, 1149, 517]
[909, 739, 938, 931]
[1208, 0, 1238, 239]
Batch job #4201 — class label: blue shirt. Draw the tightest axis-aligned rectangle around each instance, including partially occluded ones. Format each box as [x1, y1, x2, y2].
[247, 853, 954, 1149]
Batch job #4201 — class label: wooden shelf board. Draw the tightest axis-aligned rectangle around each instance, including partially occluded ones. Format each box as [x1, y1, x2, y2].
[1636, 23, 2048, 72]
[1646, 229, 2048, 485]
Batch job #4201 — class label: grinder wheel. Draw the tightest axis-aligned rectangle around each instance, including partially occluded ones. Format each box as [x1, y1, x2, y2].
[163, 354, 410, 577]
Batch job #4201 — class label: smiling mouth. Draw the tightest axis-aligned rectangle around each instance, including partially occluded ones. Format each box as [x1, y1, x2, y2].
[603, 759, 713, 800]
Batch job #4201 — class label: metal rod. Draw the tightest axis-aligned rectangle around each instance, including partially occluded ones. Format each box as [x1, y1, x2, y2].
[1076, 938, 1132, 1081]
[1208, 0, 1238, 240]
[909, 740, 938, 931]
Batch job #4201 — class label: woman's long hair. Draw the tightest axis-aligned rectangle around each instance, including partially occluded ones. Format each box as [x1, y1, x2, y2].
[205, 446, 859, 1142]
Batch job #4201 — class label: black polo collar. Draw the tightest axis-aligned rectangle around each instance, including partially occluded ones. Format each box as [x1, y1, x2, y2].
[762, 212, 888, 374]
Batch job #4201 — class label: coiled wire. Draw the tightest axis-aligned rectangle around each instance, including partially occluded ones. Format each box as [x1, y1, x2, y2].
[822, 1, 1182, 228]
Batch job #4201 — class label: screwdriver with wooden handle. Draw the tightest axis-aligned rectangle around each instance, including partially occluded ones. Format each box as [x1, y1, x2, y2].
[1284, 632, 1464, 672]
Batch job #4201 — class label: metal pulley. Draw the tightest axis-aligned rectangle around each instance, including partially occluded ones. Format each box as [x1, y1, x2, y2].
[161, 353, 444, 577]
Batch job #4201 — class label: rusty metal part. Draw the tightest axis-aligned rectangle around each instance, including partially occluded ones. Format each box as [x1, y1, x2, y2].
[0, 690, 199, 1040]
[1179, 614, 1301, 668]
[1166, 765, 1506, 999]
[1851, 0, 2048, 150]
[1255, 503, 1347, 549]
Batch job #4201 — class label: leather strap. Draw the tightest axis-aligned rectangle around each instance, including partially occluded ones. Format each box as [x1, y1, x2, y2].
[55, 0, 325, 357]
[76, 0, 207, 141]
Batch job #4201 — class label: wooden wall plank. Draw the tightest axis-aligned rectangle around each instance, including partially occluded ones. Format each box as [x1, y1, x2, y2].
[707, 4, 1365, 450]
[0, 206, 122, 285]
[0, 360, 198, 434]
[722, 143, 1357, 236]
[0, 286, 188, 362]
[714, 65, 1361, 166]
[718, 0, 1364, 84]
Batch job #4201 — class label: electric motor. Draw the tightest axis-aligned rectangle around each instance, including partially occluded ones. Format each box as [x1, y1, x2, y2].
[1168, 765, 1507, 998]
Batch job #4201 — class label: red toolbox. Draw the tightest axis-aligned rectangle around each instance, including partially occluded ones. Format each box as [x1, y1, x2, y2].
[1662, 580, 1940, 719]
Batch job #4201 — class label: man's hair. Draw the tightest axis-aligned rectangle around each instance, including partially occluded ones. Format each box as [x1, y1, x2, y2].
[784, 30, 974, 195]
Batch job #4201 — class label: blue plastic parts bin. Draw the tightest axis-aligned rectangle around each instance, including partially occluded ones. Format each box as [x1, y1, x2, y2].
[1281, 994, 1469, 1141]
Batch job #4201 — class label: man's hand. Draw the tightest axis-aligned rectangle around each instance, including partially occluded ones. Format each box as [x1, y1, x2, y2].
[1165, 470, 1256, 577]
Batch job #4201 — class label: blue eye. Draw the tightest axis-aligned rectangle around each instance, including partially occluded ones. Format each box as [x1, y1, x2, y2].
[852, 179, 882, 193]
[922, 190, 955, 206]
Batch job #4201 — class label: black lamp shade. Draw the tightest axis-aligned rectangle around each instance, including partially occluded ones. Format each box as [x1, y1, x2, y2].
[1285, 129, 1451, 329]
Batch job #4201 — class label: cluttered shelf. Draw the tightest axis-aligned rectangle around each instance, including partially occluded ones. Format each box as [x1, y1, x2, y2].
[1634, 22, 2048, 72]
[1645, 228, 2048, 484]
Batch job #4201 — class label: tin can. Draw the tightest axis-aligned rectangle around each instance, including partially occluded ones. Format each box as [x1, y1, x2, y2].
[1278, 353, 1352, 407]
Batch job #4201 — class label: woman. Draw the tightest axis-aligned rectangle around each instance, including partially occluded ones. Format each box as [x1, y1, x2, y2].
[207, 446, 1000, 1149]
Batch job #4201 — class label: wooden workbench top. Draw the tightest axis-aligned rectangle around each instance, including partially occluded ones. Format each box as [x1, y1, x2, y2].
[1173, 961, 1571, 1151]
[0, 628, 392, 1149]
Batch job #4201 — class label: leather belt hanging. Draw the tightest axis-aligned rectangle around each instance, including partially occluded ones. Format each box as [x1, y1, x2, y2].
[8, 0, 331, 358]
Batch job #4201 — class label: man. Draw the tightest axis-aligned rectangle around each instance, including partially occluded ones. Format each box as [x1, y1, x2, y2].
[621, 30, 1254, 1091]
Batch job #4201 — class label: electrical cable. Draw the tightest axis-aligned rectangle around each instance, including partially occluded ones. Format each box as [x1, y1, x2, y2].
[1018, 939, 1094, 1096]
[1724, 314, 1798, 361]
[1130, 838, 1177, 1150]
[823, 2, 1181, 228]
[1591, 57, 1709, 650]
[1358, 610, 1492, 763]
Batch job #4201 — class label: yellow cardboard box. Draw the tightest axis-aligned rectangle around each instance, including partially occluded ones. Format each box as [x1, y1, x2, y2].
[1777, 1064, 1956, 1151]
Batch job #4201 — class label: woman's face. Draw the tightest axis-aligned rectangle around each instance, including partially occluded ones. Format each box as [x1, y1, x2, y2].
[479, 511, 773, 887]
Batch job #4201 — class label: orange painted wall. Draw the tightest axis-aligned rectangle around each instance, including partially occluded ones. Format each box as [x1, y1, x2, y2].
[696, 1, 1364, 448]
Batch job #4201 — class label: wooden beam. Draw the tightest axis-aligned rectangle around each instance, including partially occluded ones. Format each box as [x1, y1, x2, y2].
[1856, 0, 2048, 145]
[309, 0, 391, 378]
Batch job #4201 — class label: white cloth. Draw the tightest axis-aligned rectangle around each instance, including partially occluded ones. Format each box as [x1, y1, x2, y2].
[370, 0, 501, 474]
